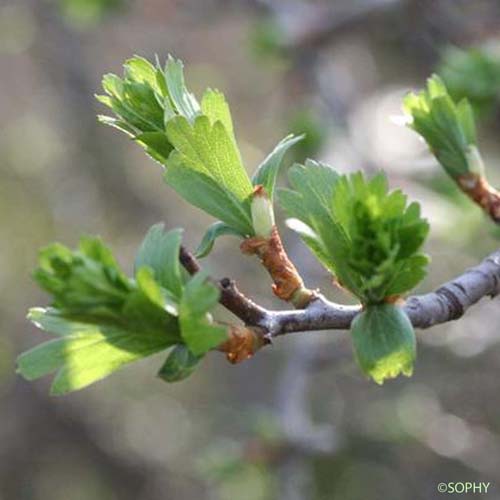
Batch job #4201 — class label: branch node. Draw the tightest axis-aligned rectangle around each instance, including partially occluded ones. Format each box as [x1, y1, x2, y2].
[435, 286, 464, 320]
[218, 326, 269, 364]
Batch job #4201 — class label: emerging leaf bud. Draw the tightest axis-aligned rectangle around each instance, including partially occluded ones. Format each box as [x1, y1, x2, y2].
[251, 185, 275, 239]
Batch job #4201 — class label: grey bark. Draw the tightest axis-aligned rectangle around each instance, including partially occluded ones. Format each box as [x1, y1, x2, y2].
[257, 250, 500, 336]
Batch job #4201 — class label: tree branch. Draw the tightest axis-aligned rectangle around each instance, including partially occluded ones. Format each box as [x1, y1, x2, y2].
[180, 246, 500, 340]
[240, 224, 315, 307]
[180, 246, 267, 326]
[264, 249, 500, 336]
[457, 173, 500, 224]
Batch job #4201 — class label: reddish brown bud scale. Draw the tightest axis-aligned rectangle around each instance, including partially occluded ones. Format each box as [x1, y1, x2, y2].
[241, 226, 314, 307]
[218, 325, 269, 364]
[253, 184, 266, 197]
[457, 173, 500, 223]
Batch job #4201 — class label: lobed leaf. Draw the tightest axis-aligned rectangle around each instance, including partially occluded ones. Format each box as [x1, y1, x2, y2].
[195, 222, 245, 258]
[279, 161, 360, 295]
[280, 165, 429, 303]
[165, 115, 252, 202]
[333, 172, 429, 303]
[252, 134, 303, 201]
[201, 89, 236, 143]
[97, 55, 306, 241]
[178, 271, 228, 356]
[18, 311, 177, 395]
[164, 152, 253, 235]
[20, 229, 227, 393]
[135, 224, 184, 299]
[164, 56, 200, 122]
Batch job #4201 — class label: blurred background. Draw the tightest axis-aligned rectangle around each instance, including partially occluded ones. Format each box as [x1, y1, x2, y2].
[2, 0, 500, 498]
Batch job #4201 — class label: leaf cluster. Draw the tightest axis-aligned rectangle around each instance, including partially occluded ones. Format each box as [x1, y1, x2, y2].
[17, 225, 227, 394]
[21, 55, 473, 391]
[279, 162, 429, 305]
[403, 75, 483, 178]
[98, 56, 302, 253]
[279, 162, 428, 383]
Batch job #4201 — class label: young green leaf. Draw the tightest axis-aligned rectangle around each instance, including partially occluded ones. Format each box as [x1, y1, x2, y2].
[135, 224, 184, 299]
[27, 307, 97, 337]
[17, 300, 180, 394]
[97, 55, 197, 163]
[251, 134, 303, 201]
[164, 151, 254, 236]
[333, 173, 429, 303]
[403, 74, 483, 178]
[52, 325, 171, 395]
[280, 165, 429, 304]
[158, 345, 203, 382]
[34, 237, 133, 322]
[98, 55, 306, 242]
[178, 271, 227, 356]
[164, 55, 200, 123]
[98, 55, 304, 243]
[19, 246, 180, 395]
[124, 56, 164, 96]
[278, 160, 359, 295]
[165, 115, 252, 201]
[201, 89, 236, 143]
[20, 231, 227, 393]
[351, 304, 416, 385]
[195, 222, 245, 258]
[135, 132, 173, 164]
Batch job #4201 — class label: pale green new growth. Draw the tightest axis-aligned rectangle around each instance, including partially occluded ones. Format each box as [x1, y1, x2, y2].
[252, 134, 304, 201]
[279, 163, 429, 305]
[98, 55, 301, 253]
[403, 74, 484, 178]
[20, 55, 484, 392]
[18, 226, 226, 394]
[279, 163, 428, 383]
[351, 304, 416, 385]
[99, 55, 255, 236]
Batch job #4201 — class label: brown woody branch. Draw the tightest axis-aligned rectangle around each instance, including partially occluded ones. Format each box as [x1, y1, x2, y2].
[180, 246, 267, 326]
[240, 226, 315, 308]
[180, 245, 269, 362]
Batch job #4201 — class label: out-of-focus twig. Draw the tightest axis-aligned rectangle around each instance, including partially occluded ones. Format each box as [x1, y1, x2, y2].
[246, 0, 409, 51]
